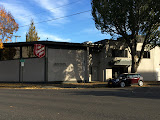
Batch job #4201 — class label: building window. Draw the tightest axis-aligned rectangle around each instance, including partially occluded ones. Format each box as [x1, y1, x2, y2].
[137, 51, 150, 59]
[22, 46, 37, 58]
[112, 49, 128, 57]
[143, 51, 150, 58]
[0, 47, 20, 60]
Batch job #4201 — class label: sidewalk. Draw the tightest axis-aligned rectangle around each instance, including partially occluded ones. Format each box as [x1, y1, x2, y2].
[0, 81, 159, 89]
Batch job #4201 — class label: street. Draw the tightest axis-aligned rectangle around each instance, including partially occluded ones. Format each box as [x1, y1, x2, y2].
[0, 87, 160, 120]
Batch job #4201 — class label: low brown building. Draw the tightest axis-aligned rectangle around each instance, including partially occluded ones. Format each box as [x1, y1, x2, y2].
[0, 41, 89, 83]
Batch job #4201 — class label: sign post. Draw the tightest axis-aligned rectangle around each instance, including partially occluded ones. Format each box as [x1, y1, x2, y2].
[20, 59, 25, 83]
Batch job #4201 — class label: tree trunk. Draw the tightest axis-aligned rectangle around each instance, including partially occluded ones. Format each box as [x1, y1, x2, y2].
[131, 54, 137, 73]
[131, 45, 138, 73]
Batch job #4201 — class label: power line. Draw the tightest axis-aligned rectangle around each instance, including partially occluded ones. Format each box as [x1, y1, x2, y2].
[19, 10, 91, 28]
[20, 0, 83, 19]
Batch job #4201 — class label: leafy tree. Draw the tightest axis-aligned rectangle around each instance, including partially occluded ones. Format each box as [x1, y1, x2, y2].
[26, 19, 40, 42]
[26, 19, 40, 57]
[0, 47, 17, 60]
[91, 0, 160, 73]
[0, 6, 19, 49]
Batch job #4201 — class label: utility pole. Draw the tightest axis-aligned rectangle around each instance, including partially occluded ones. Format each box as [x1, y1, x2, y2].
[14, 36, 21, 42]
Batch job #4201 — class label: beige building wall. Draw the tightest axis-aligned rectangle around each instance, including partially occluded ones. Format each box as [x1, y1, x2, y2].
[153, 47, 160, 81]
[91, 41, 160, 82]
[128, 44, 160, 81]
[48, 49, 87, 82]
[106, 69, 112, 80]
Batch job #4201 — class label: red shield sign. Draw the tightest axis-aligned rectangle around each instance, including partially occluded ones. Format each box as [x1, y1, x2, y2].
[34, 44, 45, 58]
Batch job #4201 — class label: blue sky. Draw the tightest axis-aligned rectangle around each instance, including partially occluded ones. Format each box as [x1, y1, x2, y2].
[1, 0, 111, 43]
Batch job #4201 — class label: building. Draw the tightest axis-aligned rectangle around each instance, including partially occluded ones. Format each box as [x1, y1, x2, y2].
[0, 41, 89, 83]
[0, 39, 160, 83]
[89, 39, 160, 82]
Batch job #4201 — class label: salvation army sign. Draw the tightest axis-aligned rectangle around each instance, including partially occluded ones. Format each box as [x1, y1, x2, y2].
[34, 44, 45, 58]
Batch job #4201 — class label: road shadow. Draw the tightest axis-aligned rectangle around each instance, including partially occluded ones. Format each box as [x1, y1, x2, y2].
[64, 87, 160, 99]
[39, 82, 108, 88]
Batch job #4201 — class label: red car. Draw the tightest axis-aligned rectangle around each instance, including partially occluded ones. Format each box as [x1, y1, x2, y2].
[108, 73, 144, 87]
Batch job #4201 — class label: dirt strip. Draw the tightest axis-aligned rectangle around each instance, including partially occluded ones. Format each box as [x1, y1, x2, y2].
[0, 81, 159, 89]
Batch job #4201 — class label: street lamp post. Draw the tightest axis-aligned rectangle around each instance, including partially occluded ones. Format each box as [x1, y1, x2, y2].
[14, 36, 21, 42]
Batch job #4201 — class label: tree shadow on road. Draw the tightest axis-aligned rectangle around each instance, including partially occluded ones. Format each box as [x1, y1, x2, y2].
[65, 87, 160, 99]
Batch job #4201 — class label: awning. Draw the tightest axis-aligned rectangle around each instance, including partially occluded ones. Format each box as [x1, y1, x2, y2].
[109, 59, 132, 66]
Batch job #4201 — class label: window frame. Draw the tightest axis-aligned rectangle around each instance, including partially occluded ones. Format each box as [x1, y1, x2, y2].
[112, 49, 128, 58]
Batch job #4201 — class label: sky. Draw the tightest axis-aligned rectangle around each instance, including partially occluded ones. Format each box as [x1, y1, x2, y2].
[0, 0, 111, 43]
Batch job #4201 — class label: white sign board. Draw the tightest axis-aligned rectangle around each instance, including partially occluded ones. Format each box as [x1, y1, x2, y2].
[21, 62, 24, 67]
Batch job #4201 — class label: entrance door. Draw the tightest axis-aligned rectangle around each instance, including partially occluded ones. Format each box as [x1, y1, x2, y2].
[112, 66, 128, 78]
[91, 67, 98, 81]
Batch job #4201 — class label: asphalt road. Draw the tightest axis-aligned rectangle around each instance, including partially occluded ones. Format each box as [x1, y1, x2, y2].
[0, 87, 160, 120]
